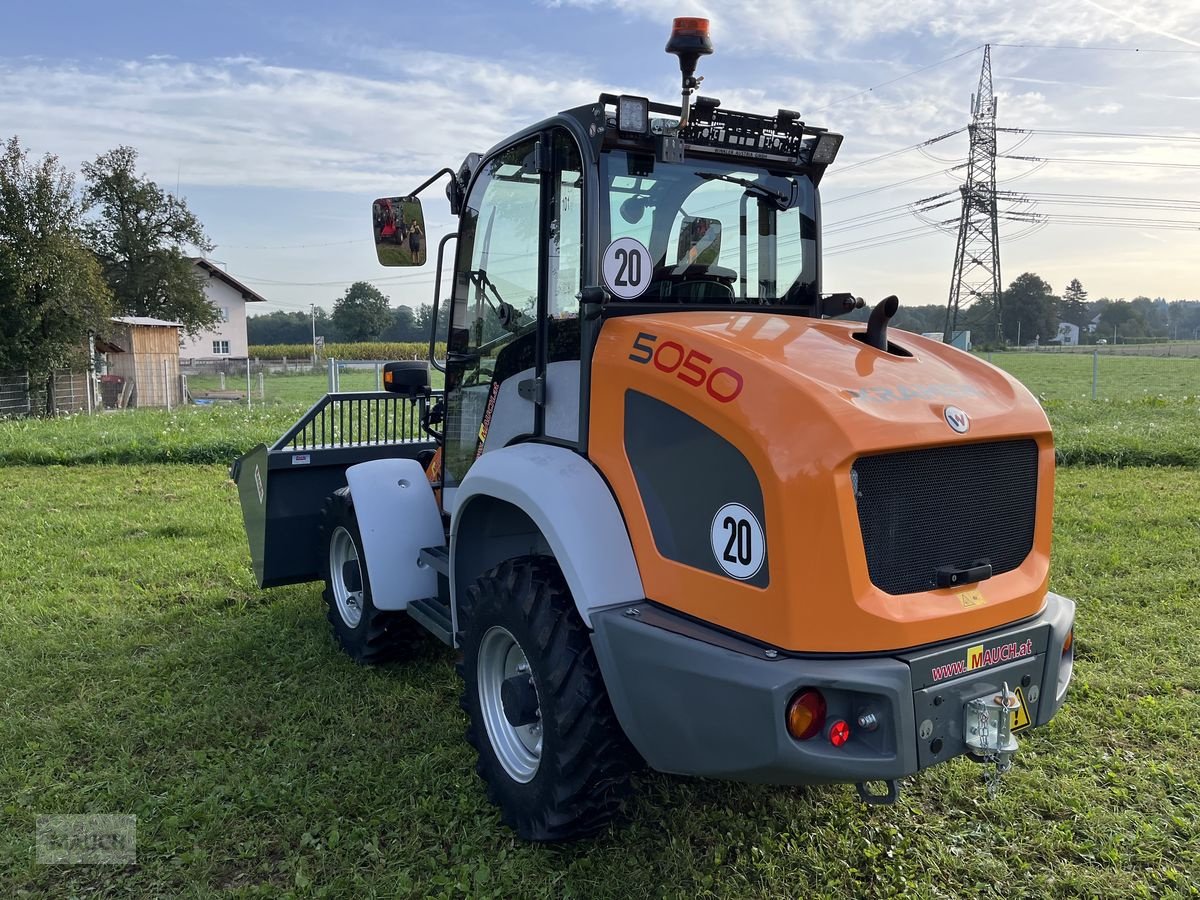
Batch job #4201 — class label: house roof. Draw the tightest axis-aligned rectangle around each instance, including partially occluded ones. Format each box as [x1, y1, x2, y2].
[112, 315, 183, 328]
[192, 257, 268, 304]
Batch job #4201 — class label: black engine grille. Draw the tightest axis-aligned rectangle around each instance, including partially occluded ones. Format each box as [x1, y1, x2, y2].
[852, 440, 1039, 596]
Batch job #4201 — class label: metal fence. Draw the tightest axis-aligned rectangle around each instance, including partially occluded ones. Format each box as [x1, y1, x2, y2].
[0, 371, 94, 417]
[179, 358, 416, 409]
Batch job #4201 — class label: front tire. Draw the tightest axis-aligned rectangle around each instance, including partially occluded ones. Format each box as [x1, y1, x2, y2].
[319, 487, 425, 664]
[458, 556, 637, 841]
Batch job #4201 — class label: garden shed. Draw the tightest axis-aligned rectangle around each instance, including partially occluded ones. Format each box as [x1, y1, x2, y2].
[99, 317, 184, 408]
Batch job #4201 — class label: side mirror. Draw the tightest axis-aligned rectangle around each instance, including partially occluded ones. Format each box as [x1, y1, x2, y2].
[676, 215, 722, 266]
[382, 360, 430, 399]
[372, 196, 427, 266]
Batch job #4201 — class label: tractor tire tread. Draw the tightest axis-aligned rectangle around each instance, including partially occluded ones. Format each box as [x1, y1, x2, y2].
[456, 555, 638, 841]
[319, 487, 426, 664]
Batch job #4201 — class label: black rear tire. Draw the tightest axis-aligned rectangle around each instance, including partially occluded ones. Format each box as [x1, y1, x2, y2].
[457, 556, 637, 841]
[319, 487, 427, 664]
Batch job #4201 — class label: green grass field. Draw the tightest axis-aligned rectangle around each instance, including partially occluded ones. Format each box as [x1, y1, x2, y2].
[982, 352, 1200, 403]
[1, 351, 1198, 897]
[186, 367, 446, 410]
[1, 464, 1196, 897]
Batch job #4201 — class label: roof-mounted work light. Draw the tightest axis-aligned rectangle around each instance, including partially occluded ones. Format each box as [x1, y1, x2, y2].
[617, 95, 650, 134]
[812, 133, 844, 166]
[665, 17, 713, 128]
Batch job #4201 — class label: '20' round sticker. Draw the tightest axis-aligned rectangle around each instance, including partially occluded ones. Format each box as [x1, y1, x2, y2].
[602, 237, 653, 300]
[710, 503, 765, 580]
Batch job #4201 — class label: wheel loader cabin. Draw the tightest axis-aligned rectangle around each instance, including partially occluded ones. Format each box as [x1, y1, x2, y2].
[233, 17, 1074, 840]
[434, 100, 845, 486]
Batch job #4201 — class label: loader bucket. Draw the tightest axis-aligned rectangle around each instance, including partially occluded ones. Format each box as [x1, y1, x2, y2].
[230, 391, 438, 589]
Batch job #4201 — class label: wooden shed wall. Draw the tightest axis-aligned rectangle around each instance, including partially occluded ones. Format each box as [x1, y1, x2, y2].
[106, 325, 182, 408]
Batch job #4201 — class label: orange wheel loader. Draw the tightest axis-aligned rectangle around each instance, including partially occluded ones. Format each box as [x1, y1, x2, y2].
[232, 18, 1075, 841]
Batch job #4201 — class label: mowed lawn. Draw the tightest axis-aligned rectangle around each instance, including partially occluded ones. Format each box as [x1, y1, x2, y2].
[1, 462, 1198, 898]
[982, 351, 1199, 403]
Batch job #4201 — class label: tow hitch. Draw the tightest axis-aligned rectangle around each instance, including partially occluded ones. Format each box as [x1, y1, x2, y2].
[964, 682, 1020, 797]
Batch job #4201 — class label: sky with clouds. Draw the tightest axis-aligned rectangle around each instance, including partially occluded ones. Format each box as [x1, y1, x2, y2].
[3, 0, 1198, 314]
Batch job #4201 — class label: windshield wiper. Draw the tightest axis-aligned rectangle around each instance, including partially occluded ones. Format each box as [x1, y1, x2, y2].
[695, 171, 792, 210]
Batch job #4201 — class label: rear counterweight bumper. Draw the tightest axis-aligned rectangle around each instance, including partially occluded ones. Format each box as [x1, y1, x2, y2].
[589, 593, 1075, 785]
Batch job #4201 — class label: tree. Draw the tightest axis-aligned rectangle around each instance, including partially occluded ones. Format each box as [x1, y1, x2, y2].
[379, 304, 419, 341]
[1001, 273, 1058, 345]
[82, 146, 215, 335]
[0, 136, 112, 386]
[413, 301, 452, 344]
[247, 307, 335, 345]
[1059, 278, 1090, 329]
[1130, 296, 1168, 337]
[331, 282, 392, 342]
[1098, 300, 1144, 341]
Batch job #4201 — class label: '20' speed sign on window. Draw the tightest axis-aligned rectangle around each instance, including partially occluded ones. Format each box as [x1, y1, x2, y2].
[602, 237, 653, 300]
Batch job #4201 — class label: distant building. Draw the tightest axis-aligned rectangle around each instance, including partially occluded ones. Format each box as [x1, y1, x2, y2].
[921, 330, 972, 351]
[1056, 322, 1080, 346]
[178, 258, 268, 360]
[97, 317, 183, 408]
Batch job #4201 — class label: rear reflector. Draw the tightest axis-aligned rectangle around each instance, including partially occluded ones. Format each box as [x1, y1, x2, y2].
[829, 719, 851, 748]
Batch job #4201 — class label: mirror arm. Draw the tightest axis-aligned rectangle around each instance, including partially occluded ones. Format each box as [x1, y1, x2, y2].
[429, 232, 458, 373]
[408, 167, 458, 200]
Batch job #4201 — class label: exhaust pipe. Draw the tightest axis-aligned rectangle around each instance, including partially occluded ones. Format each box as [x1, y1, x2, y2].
[865, 295, 899, 351]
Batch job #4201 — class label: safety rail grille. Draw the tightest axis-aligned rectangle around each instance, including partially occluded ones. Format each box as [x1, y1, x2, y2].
[852, 439, 1039, 596]
[272, 391, 439, 451]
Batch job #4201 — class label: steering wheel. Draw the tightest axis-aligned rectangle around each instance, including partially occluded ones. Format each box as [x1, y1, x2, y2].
[648, 264, 739, 304]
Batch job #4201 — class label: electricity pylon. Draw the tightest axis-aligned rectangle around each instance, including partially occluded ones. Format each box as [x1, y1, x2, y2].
[945, 45, 1002, 344]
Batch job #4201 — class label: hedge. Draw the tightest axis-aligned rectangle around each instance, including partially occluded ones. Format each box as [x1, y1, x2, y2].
[248, 342, 446, 361]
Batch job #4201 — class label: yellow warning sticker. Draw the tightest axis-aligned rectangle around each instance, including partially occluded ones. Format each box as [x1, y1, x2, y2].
[958, 589, 987, 609]
[1010, 685, 1032, 732]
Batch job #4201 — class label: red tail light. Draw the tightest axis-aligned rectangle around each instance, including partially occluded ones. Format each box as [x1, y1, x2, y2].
[786, 688, 827, 740]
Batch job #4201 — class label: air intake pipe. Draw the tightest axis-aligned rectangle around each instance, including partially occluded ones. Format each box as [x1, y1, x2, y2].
[864, 295, 899, 351]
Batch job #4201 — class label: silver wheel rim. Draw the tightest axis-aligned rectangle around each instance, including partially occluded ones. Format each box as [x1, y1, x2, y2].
[478, 626, 542, 783]
[329, 526, 364, 629]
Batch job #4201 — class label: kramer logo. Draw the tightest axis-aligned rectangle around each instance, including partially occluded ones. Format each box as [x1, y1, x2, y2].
[944, 405, 970, 433]
[931, 638, 1034, 682]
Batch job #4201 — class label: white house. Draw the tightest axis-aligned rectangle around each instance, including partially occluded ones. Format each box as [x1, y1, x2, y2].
[178, 258, 268, 360]
[1056, 322, 1080, 346]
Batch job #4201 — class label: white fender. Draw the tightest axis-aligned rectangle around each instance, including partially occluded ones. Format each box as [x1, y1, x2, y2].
[451, 444, 644, 625]
[345, 458, 444, 610]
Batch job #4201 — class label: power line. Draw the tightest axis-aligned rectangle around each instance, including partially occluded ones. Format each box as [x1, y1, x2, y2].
[992, 42, 1200, 54]
[835, 128, 966, 173]
[826, 197, 961, 236]
[824, 165, 967, 205]
[1002, 154, 1200, 170]
[998, 127, 1200, 143]
[826, 220, 956, 256]
[998, 190, 1200, 211]
[239, 271, 437, 287]
[219, 239, 362, 250]
[803, 45, 985, 116]
[1003, 211, 1200, 230]
[824, 190, 960, 229]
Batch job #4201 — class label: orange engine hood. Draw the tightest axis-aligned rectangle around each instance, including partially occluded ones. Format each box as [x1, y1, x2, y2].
[588, 311, 1055, 653]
